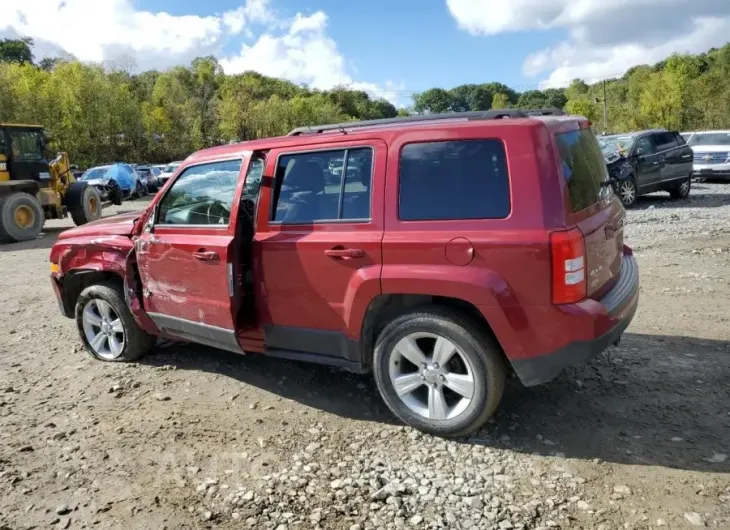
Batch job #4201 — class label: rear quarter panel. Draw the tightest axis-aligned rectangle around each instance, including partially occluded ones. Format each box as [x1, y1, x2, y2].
[380, 121, 568, 360]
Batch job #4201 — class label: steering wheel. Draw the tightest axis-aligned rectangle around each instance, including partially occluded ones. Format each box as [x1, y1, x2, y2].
[205, 200, 230, 225]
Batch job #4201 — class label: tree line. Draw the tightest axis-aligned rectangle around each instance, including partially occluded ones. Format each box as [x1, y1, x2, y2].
[2, 37, 730, 168]
[413, 42, 730, 135]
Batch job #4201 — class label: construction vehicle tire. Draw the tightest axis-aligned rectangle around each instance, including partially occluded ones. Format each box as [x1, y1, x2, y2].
[0, 192, 45, 243]
[67, 182, 103, 226]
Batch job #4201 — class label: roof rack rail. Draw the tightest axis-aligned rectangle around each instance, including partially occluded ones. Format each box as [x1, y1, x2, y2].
[524, 108, 565, 116]
[287, 108, 567, 136]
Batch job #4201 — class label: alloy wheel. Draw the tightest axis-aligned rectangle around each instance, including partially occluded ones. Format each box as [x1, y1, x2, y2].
[81, 299, 125, 360]
[619, 181, 636, 205]
[388, 332, 475, 421]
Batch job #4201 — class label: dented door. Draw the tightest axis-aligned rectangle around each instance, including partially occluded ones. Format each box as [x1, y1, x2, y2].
[134, 157, 247, 353]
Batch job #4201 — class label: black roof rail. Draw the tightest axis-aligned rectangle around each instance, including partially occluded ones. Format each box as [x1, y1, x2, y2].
[524, 108, 565, 116]
[287, 108, 567, 136]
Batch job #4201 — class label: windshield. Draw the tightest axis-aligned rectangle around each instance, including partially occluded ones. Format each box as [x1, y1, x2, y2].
[9, 130, 44, 162]
[687, 132, 730, 146]
[81, 167, 110, 181]
[599, 135, 634, 155]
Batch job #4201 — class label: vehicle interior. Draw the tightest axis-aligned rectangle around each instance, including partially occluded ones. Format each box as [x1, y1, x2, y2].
[271, 149, 372, 223]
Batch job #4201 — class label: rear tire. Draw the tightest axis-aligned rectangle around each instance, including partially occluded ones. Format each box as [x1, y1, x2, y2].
[75, 282, 155, 362]
[69, 184, 103, 226]
[670, 178, 691, 200]
[0, 192, 45, 243]
[109, 182, 123, 206]
[372, 307, 507, 437]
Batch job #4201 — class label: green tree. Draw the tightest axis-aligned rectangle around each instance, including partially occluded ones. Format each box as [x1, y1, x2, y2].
[491, 92, 511, 109]
[413, 88, 452, 114]
[0, 38, 34, 65]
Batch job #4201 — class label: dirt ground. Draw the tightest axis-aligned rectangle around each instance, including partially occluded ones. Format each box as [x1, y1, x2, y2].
[1, 184, 729, 530]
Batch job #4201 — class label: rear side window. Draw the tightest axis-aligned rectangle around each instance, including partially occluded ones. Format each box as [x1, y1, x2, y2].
[398, 140, 510, 221]
[650, 132, 678, 152]
[556, 129, 610, 213]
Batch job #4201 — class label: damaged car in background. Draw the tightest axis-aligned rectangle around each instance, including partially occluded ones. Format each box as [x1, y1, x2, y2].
[600, 134, 636, 206]
[78, 164, 136, 205]
[599, 130, 693, 207]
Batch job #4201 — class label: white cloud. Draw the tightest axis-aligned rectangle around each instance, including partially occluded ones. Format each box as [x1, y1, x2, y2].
[1, 0, 402, 105]
[223, 0, 274, 33]
[446, 0, 730, 87]
[0, 0, 273, 70]
[219, 11, 403, 106]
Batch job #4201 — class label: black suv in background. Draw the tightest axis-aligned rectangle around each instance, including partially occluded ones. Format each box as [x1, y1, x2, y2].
[599, 129, 693, 207]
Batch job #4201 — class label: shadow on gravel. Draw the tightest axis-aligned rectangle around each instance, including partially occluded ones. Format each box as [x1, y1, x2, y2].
[0, 226, 65, 252]
[470, 332, 730, 473]
[633, 183, 730, 209]
[143, 331, 730, 472]
[143, 342, 397, 425]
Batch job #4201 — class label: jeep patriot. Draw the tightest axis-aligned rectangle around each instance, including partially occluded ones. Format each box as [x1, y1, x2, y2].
[50, 109, 640, 437]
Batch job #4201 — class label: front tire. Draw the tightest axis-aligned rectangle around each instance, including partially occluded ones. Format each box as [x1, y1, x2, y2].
[670, 178, 691, 200]
[109, 183, 123, 206]
[617, 178, 637, 207]
[75, 282, 155, 362]
[373, 307, 506, 437]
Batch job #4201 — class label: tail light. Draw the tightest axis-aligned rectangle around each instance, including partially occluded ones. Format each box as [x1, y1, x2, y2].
[550, 228, 586, 304]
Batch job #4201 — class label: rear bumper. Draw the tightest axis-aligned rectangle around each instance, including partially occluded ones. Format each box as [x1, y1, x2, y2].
[511, 251, 640, 386]
[693, 168, 730, 180]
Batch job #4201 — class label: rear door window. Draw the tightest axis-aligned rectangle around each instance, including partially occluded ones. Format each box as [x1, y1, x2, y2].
[398, 140, 510, 221]
[271, 148, 373, 223]
[556, 128, 610, 213]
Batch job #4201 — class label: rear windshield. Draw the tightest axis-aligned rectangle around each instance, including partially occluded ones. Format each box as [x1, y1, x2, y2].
[556, 129, 610, 213]
[687, 132, 730, 146]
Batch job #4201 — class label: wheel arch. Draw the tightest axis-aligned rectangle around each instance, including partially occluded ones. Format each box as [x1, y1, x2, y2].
[359, 293, 511, 372]
[60, 269, 124, 317]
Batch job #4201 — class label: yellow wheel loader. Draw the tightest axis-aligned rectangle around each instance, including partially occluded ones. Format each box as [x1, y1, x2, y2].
[0, 124, 102, 242]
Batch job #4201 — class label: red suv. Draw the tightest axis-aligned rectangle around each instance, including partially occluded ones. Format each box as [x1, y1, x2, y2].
[50, 109, 639, 437]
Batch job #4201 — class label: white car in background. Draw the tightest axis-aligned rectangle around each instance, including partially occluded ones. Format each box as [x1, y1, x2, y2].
[684, 131, 730, 181]
[157, 161, 183, 186]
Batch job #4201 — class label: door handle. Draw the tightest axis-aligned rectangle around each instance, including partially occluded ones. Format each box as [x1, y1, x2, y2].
[324, 247, 365, 259]
[193, 249, 219, 261]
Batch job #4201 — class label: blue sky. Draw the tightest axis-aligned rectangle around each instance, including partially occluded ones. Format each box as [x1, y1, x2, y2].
[3, 0, 730, 107]
[141, 0, 561, 94]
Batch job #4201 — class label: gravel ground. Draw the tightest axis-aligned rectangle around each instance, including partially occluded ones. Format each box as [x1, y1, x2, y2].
[1, 184, 729, 530]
